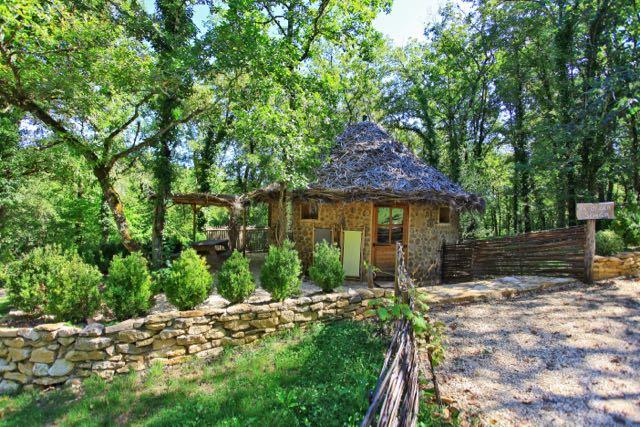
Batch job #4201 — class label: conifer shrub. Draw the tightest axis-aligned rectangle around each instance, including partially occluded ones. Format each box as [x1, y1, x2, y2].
[5, 245, 65, 314]
[105, 252, 152, 320]
[217, 250, 255, 304]
[596, 230, 624, 256]
[164, 249, 212, 310]
[309, 242, 344, 292]
[260, 240, 302, 301]
[46, 253, 102, 323]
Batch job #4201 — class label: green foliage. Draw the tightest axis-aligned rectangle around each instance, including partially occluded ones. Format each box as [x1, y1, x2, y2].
[151, 267, 171, 296]
[105, 253, 152, 320]
[260, 241, 302, 301]
[5, 246, 66, 314]
[309, 242, 344, 292]
[368, 291, 446, 367]
[216, 250, 255, 304]
[46, 253, 102, 323]
[164, 249, 212, 310]
[596, 230, 625, 256]
[611, 205, 640, 247]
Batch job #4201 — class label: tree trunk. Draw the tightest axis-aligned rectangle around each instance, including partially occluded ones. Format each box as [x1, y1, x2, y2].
[630, 114, 639, 201]
[94, 166, 139, 252]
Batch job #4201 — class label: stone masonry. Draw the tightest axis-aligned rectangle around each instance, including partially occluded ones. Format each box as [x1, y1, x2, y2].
[593, 251, 640, 280]
[407, 205, 459, 286]
[0, 287, 390, 394]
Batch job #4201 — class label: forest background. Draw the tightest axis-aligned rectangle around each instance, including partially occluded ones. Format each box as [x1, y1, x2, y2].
[1, 0, 638, 269]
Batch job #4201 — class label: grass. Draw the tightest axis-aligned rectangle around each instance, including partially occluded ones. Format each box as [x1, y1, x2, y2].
[0, 321, 388, 427]
[0, 296, 10, 318]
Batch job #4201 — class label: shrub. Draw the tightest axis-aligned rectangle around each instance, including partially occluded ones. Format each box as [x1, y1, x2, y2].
[5, 246, 66, 314]
[596, 230, 625, 256]
[151, 267, 170, 295]
[105, 252, 152, 320]
[217, 250, 255, 303]
[46, 253, 103, 323]
[260, 240, 302, 301]
[309, 242, 344, 292]
[611, 204, 640, 247]
[164, 249, 212, 310]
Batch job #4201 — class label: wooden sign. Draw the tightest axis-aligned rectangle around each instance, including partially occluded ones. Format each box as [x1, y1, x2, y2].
[576, 202, 615, 220]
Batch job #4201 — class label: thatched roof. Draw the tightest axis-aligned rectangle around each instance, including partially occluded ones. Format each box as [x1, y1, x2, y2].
[298, 122, 484, 210]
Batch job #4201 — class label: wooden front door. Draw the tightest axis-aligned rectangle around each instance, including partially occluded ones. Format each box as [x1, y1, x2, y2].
[373, 205, 408, 276]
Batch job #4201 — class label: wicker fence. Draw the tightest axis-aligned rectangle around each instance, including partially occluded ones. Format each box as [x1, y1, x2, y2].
[362, 243, 420, 427]
[442, 226, 586, 283]
[205, 227, 269, 252]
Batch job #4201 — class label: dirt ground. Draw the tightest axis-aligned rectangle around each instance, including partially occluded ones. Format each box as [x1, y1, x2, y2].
[429, 279, 640, 426]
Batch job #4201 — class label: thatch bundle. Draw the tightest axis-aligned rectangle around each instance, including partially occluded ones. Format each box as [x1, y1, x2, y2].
[300, 122, 484, 210]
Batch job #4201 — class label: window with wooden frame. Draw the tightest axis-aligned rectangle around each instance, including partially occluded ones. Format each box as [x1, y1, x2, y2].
[438, 206, 451, 224]
[300, 201, 319, 220]
[375, 206, 405, 244]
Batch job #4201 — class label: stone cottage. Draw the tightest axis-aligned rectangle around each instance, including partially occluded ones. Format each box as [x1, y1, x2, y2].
[263, 121, 484, 285]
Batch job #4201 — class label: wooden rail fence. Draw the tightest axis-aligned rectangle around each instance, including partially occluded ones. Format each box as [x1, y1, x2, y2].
[362, 243, 420, 427]
[442, 226, 586, 283]
[205, 227, 269, 252]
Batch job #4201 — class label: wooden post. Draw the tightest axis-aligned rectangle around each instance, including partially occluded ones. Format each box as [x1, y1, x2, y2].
[584, 219, 595, 283]
[577, 202, 614, 283]
[191, 204, 197, 242]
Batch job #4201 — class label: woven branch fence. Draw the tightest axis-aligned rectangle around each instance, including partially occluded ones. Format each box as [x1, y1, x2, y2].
[442, 226, 586, 283]
[362, 243, 420, 427]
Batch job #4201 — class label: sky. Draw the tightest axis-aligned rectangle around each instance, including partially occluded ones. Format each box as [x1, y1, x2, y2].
[178, 0, 452, 47]
[373, 0, 451, 45]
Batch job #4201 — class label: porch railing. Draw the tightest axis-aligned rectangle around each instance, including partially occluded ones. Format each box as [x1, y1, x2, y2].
[205, 226, 269, 252]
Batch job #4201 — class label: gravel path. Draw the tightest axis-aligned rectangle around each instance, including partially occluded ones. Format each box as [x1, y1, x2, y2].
[429, 279, 640, 426]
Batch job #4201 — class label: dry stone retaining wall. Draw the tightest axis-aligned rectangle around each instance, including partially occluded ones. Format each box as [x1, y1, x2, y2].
[593, 251, 640, 280]
[0, 287, 391, 394]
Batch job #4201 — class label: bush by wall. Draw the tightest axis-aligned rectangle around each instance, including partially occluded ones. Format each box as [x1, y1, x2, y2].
[217, 250, 255, 304]
[5, 246, 66, 314]
[596, 230, 625, 256]
[309, 242, 344, 292]
[46, 253, 102, 323]
[163, 249, 212, 310]
[105, 252, 152, 320]
[260, 240, 301, 301]
[611, 205, 640, 247]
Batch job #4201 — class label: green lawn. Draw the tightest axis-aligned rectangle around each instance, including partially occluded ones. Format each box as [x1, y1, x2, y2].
[0, 296, 10, 318]
[0, 321, 388, 427]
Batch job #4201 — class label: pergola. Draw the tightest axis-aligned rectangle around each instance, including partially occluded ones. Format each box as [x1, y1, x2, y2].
[170, 192, 250, 251]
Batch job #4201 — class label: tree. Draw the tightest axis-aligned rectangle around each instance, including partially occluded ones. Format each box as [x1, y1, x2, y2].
[0, 0, 205, 251]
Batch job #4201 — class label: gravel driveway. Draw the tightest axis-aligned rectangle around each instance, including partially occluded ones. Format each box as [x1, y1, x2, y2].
[429, 279, 640, 426]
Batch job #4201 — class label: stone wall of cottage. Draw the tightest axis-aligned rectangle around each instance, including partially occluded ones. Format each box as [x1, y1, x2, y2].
[593, 251, 640, 280]
[291, 201, 373, 275]
[0, 287, 390, 394]
[407, 205, 460, 286]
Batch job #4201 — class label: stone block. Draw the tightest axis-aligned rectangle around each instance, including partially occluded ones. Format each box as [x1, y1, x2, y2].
[152, 338, 176, 350]
[4, 372, 28, 384]
[145, 323, 166, 331]
[177, 310, 204, 318]
[135, 337, 154, 347]
[204, 328, 226, 340]
[65, 350, 106, 362]
[34, 376, 67, 386]
[30, 348, 55, 364]
[149, 347, 186, 359]
[176, 334, 206, 346]
[0, 360, 16, 373]
[279, 310, 295, 323]
[223, 320, 250, 331]
[187, 325, 211, 335]
[157, 329, 182, 340]
[17, 362, 33, 374]
[294, 311, 318, 322]
[250, 318, 279, 329]
[58, 337, 76, 346]
[105, 319, 144, 335]
[5, 338, 25, 348]
[18, 329, 41, 341]
[0, 328, 18, 338]
[145, 312, 179, 323]
[0, 380, 19, 394]
[75, 337, 112, 351]
[116, 330, 152, 343]
[115, 344, 148, 355]
[8, 348, 30, 362]
[49, 359, 74, 377]
[32, 363, 49, 377]
[79, 324, 104, 337]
